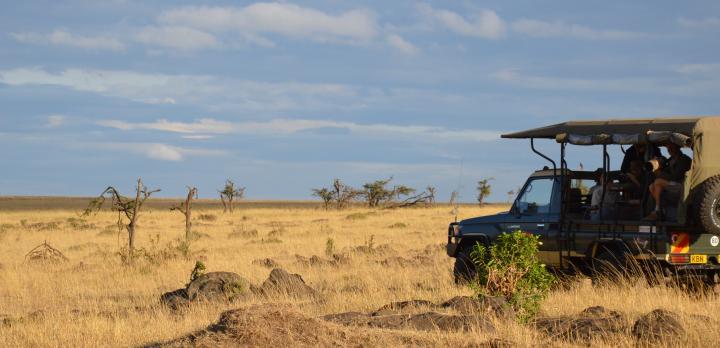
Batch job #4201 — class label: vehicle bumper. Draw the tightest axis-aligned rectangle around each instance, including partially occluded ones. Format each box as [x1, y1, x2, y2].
[446, 242, 458, 257]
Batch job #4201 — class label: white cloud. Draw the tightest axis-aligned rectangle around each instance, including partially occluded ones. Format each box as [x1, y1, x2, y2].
[157, 3, 378, 44]
[46, 115, 66, 127]
[385, 34, 419, 55]
[10, 30, 125, 51]
[511, 19, 647, 40]
[0, 67, 359, 112]
[99, 142, 226, 161]
[97, 118, 501, 142]
[417, 4, 505, 39]
[677, 17, 720, 28]
[135, 26, 220, 51]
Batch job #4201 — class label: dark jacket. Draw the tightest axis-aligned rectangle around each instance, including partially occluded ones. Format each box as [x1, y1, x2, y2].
[658, 153, 692, 183]
[621, 144, 662, 173]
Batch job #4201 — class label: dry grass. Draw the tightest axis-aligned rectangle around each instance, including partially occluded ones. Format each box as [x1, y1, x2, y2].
[0, 203, 717, 347]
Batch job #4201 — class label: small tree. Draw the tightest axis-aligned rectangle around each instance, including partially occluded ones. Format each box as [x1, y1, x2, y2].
[470, 231, 555, 322]
[361, 177, 416, 208]
[171, 186, 198, 241]
[449, 190, 459, 216]
[477, 177, 494, 206]
[507, 190, 515, 203]
[312, 187, 334, 210]
[83, 178, 159, 263]
[332, 178, 360, 209]
[219, 179, 245, 213]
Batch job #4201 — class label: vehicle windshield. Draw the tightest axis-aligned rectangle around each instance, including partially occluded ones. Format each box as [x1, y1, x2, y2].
[516, 178, 555, 215]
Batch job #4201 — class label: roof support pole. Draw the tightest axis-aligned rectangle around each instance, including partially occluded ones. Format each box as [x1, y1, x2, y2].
[531, 138, 557, 175]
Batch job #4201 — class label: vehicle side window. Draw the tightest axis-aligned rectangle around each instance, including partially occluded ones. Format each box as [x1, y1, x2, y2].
[516, 178, 555, 215]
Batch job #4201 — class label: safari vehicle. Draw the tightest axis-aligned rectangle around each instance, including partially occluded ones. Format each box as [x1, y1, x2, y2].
[448, 117, 720, 283]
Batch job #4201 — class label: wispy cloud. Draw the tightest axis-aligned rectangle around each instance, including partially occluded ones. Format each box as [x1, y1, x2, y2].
[677, 17, 720, 28]
[45, 115, 66, 128]
[673, 63, 720, 74]
[511, 19, 648, 40]
[97, 118, 502, 142]
[154, 3, 378, 47]
[0, 67, 359, 111]
[98, 142, 226, 161]
[385, 34, 419, 55]
[417, 4, 506, 39]
[135, 26, 220, 51]
[10, 30, 125, 51]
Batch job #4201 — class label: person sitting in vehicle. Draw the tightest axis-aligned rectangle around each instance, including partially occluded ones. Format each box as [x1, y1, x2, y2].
[645, 142, 692, 220]
[620, 160, 644, 201]
[621, 143, 661, 174]
[589, 169, 619, 220]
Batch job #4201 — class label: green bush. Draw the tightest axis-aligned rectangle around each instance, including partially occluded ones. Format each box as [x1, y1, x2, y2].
[470, 231, 554, 321]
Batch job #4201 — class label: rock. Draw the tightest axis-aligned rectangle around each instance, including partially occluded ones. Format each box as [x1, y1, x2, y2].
[440, 296, 513, 318]
[160, 288, 190, 311]
[252, 258, 280, 268]
[534, 306, 628, 342]
[632, 309, 685, 345]
[260, 268, 319, 299]
[321, 311, 369, 323]
[186, 272, 257, 302]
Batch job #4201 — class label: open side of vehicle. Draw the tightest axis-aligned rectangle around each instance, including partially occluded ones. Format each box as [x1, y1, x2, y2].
[448, 116, 720, 284]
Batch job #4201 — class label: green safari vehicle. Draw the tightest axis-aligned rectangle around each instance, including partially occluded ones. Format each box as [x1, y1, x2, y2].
[447, 116, 720, 283]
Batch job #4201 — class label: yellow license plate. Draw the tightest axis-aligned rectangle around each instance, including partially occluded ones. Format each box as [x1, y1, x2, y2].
[690, 255, 707, 264]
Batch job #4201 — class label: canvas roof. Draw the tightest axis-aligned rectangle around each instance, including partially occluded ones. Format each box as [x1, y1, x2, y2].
[501, 117, 705, 139]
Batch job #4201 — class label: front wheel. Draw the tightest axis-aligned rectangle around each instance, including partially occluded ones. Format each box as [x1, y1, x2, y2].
[453, 248, 476, 284]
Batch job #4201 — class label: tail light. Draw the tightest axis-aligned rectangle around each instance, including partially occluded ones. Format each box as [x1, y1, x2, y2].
[669, 254, 690, 264]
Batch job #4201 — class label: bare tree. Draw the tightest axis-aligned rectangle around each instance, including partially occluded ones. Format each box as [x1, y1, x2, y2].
[332, 178, 360, 210]
[449, 190, 459, 217]
[83, 178, 159, 262]
[477, 177, 494, 206]
[219, 179, 245, 213]
[507, 190, 515, 203]
[171, 186, 198, 240]
[426, 186, 437, 206]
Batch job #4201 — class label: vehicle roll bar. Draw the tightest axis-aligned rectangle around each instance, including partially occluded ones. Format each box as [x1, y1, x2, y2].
[531, 138, 557, 175]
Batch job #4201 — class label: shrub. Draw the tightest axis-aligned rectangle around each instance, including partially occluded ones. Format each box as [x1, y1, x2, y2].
[325, 237, 335, 257]
[469, 231, 554, 322]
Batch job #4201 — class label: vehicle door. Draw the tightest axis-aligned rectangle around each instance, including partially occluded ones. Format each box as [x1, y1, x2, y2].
[503, 177, 561, 264]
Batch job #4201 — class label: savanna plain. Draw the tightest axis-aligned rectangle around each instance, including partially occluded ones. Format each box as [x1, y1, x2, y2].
[0, 199, 718, 347]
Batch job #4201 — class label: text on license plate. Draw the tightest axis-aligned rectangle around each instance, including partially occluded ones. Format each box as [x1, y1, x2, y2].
[691, 255, 707, 264]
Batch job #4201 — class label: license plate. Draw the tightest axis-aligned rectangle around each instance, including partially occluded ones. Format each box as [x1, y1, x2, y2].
[690, 255, 707, 264]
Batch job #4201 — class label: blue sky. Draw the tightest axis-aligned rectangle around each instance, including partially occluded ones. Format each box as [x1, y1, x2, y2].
[1, 1, 719, 201]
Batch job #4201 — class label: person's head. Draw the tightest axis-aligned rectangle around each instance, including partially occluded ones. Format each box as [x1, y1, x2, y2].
[629, 160, 643, 176]
[594, 168, 605, 183]
[665, 142, 681, 157]
[635, 143, 647, 154]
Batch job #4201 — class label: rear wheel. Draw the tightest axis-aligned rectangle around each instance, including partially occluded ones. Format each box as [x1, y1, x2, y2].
[693, 175, 720, 235]
[591, 245, 632, 285]
[453, 247, 476, 285]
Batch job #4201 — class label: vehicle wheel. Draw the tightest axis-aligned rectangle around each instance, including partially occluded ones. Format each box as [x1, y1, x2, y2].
[591, 245, 631, 285]
[453, 248, 476, 285]
[693, 175, 720, 235]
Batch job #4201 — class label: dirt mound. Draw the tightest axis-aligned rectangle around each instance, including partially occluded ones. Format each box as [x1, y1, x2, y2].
[145, 305, 454, 347]
[322, 296, 500, 332]
[251, 258, 280, 268]
[534, 306, 629, 342]
[259, 268, 319, 299]
[323, 311, 493, 332]
[160, 272, 258, 310]
[632, 309, 685, 345]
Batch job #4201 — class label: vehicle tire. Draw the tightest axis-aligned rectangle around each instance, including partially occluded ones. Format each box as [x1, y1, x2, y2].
[590, 245, 631, 285]
[453, 247, 476, 285]
[693, 175, 720, 235]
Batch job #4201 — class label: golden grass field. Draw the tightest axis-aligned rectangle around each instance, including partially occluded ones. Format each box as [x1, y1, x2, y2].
[0, 200, 718, 347]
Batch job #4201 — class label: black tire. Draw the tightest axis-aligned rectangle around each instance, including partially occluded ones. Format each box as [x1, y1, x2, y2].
[591, 245, 631, 285]
[453, 248, 476, 285]
[693, 175, 720, 235]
